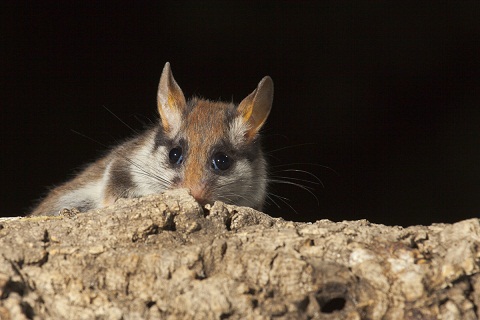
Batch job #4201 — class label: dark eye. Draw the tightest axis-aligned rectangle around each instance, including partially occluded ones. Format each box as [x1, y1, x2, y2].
[211, 152, 231, 171]
[169, 147, 183, 165]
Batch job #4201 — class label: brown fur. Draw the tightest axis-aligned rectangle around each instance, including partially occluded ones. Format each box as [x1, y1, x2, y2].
[182, 100, 230, 201]
[30, 63, 273, 216]
[30, 157, 108, 216]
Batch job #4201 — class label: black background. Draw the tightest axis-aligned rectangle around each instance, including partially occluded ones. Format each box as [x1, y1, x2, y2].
[2, 2, 479, 225]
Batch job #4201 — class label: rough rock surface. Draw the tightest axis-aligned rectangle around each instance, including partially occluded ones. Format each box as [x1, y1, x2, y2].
[0, 189, 479, 319]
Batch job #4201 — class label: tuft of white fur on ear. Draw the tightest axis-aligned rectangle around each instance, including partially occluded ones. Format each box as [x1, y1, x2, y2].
[157, 62, 187, 136]
[229, 117, 249, 147]
[237, 76, 273, 141]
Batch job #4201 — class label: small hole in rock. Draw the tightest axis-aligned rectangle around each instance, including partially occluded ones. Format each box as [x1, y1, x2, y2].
[225, 216, 232, 231]
[20, 301, 35, 319]
[42, 229, 50, 243]
[320, 297, 346, 313]
[1, 280, 26, 299]
[202, 205, 210, 217]
[146, 301, 155, 308]
[296, 296, 310, 312]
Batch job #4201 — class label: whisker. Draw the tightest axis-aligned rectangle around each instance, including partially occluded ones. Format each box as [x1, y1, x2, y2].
[269, 179, 320, 206]
[267, 193, 300, 215]
[134, 114, 156, 127]
[270, 163, 338, 175]
[127, 169, 168, 186]
[265, 194, 282, 209]
[117, 186, 135, 199]
[269, 179, 315, 191]
[217, 192, 256, 207]
[270, 175, 324, 188]
[121, 156, 171, 186]
[266, 143, 317, 154]
[272, 169, 325, 187]
[71, 130, 109, 149]
[102, 105, 138, 134]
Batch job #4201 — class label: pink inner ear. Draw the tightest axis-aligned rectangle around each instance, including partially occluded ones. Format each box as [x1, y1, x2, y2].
[237, 76, 273, 140]
[241, 102, 254, 123]
[158, 108, 171, 132]
[157, 63, 187, 134]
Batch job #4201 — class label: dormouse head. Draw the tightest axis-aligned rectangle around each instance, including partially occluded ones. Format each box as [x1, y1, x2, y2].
[155, 62, 273, 209]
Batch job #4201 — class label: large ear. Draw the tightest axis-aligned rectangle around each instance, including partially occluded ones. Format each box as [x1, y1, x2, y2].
[237, 76, 274, 140]
[157, 62, 187, 134]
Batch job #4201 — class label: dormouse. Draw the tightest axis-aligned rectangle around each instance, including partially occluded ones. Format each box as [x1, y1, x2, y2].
[30, 63, 273, 216]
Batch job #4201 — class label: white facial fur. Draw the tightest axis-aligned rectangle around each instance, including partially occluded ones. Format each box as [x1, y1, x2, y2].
[128, 137, 174, 197]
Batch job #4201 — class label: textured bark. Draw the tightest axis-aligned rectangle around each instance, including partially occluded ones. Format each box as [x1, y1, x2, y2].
[0, 189, 479, 319]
